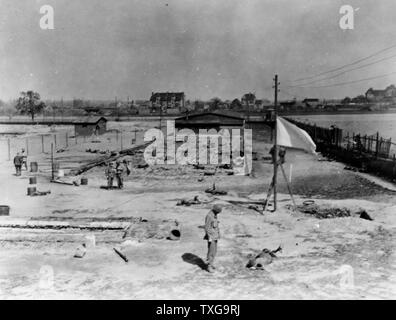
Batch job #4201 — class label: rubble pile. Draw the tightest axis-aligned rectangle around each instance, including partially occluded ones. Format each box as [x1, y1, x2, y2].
[297, 201, 351, 219]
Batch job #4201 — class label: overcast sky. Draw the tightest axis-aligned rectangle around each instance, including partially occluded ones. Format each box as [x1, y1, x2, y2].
[0, 0, 395, 101]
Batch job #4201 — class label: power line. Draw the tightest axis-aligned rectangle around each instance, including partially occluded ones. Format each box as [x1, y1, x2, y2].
[288, 71, 396, 89]
[287, 53, 396, 88]
[290, 43, 396, 83]
[279, 88, 306, 100]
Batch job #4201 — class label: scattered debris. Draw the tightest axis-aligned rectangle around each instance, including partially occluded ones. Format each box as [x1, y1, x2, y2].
[205, 184, 227, 195]
[248, 204, 263, 213]
[235, 234, 253, 238]
[167, 228, 181, 241]
[71, 142, 150, 176]
[137, 163, 149, 169]
[85, 148, 101, 154]
[297, 201, 351, 219]
[358, 210, 373, 221]
[176, 196, 201, 206]
[122, 218, 179, 240]
[246, 245, 282, 269]
[193, 164, 205, 170]
[0, 205, 10, 216]
[51, 179, 75, 186]
[113, 247, 128, 262]
[30, 190, 51, 197]
[27, 187, 37, 196]
[74, 244, 87, 258]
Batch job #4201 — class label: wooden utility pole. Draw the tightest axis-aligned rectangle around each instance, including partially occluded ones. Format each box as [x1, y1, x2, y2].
[41, 135, 44, 153]
[159, 104, 163, 132]
[25, 137, 29, 156]
[51, 143, 54, 181]
[273, 74, 279, 211]
[7, 138, 10, 161]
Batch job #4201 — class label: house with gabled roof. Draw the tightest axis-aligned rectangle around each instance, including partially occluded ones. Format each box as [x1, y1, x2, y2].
[150, 92, 185, 113]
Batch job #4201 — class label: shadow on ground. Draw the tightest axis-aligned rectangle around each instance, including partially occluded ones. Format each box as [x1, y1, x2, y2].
[181, 253, 207, 270]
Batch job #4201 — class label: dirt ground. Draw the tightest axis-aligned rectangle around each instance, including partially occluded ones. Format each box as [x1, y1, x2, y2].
[0, 125, 395, 299]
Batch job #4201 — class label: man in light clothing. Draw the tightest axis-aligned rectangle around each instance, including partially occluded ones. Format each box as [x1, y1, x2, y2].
[204, 204, 222, 273]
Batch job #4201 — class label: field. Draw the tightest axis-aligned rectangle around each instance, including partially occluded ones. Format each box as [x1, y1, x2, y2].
[0, 120, 395, 299]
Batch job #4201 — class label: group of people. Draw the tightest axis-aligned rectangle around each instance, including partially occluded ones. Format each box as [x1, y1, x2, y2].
[13, 149, 27, 176]
[105, 159, 130, 189]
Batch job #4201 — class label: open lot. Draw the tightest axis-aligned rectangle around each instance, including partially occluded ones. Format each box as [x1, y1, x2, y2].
[0, 121, 395, 299]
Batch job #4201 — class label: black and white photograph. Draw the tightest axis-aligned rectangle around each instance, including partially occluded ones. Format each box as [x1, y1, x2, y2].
[0, 0, 395, 302]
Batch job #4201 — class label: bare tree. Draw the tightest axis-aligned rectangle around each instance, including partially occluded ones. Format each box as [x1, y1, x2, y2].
[15, 91, 46, 121]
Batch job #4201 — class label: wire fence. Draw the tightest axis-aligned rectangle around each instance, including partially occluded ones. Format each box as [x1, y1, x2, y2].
[285, 117, 395, 159]
[0, 128, 142, 162]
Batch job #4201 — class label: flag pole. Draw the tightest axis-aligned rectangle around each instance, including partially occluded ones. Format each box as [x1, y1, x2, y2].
[273, 74, 279, 212]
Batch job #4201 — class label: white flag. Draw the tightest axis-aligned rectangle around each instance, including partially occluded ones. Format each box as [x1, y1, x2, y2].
[277, 117, 316, 154]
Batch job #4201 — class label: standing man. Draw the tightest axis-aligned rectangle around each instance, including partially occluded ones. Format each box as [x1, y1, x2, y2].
[21, 148, 28, 171]
[115, 160, 125, 189]
[13, 152, 23, 176]
[204, 204, 222, 273]
[105, 162, 116, 189]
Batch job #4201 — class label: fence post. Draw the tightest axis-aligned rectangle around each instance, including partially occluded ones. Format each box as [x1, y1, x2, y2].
[25, 137, 29, 156]
[8, 138, 10, 161]
[54, 134, 57, 148]
[66, 132, 69, 148]
[120, 131, 123, 150]
[41, 135, 44, 153]
[393, 154, 396, 180]
[375, 132, 379, 158]
[346, 132, 349, 150]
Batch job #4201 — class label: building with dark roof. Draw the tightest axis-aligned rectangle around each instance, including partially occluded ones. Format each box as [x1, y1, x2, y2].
[366, 85, 396, 102]
[73, 117, 107, 136]
[175, 110, 244, 132]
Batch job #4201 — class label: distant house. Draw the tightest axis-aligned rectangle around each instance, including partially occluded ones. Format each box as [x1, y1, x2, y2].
[150, 92, 185, 113]
[366, 85, 396, 102]
[241, 93, 256, 107]
[83, 106, 102, 115]
[280, 100, 297, 111]
[366, 88, 386, 102]
[302, 98, 320, 108]
[74, 117, 107, 136]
